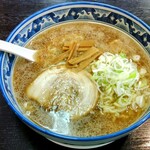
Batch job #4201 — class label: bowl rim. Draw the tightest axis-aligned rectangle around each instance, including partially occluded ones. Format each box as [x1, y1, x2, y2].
[0, 1, 150, 142]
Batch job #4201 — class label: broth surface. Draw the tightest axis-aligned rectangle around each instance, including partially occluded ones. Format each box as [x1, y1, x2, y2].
[13, 21, 150, 137]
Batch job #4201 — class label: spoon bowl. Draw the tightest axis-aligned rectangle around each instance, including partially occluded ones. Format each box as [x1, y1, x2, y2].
[0, 40, 36, 62]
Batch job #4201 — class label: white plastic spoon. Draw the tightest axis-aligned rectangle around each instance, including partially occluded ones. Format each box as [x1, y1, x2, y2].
[0, 40, 37, 62]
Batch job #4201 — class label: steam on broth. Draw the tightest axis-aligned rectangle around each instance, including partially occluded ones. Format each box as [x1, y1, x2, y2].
[13, 21, 150, 137]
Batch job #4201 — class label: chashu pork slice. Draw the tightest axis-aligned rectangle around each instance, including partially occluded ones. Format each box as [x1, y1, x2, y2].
[26, 66, 98, 119]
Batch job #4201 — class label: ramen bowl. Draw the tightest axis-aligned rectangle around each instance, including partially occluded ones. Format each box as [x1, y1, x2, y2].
[0, 2, 150, 149]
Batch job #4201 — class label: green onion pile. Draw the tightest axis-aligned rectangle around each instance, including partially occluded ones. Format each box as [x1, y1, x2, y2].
[91, 52, 149, 116]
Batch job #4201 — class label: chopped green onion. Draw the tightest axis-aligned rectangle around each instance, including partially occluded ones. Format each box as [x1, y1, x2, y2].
[91, 52, 149, 115]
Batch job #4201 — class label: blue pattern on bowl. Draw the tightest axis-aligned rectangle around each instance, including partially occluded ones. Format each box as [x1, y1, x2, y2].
[11, 6, 150, 49]
[0, 2, 150, 148]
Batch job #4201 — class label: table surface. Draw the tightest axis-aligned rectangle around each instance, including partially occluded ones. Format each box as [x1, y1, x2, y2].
[0, 0, 150, 150]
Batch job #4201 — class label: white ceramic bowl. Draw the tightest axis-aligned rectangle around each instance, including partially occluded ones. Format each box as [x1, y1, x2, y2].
[0, 2, 150, 149]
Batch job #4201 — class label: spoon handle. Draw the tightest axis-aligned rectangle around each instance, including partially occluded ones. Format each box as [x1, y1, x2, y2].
[0, 40, 36, 61]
